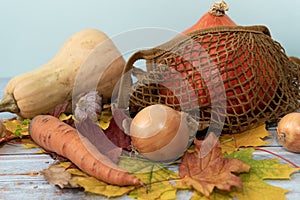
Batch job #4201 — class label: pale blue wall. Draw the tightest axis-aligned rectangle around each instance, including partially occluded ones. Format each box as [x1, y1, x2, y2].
[0, 0, 299, 77]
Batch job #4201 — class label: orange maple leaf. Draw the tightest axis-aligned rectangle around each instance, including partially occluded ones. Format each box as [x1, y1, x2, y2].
[179, 132, 250, 197]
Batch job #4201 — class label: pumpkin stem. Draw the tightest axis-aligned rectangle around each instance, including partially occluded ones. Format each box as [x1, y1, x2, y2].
[0, 94, 20, 114]
[209, 0, 229, 17]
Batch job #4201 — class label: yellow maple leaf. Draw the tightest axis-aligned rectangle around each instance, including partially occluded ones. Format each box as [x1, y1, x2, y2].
[59, 162, 88, 177]
[58, 108, 112, 130]
[220, 124, 271, 154]
[23, 143, 40, 149]
[226, 148, 297, 200]
[119, 156, 180, 200]
[190, 190, 233, 200]
[58, 113, 73, 121]
[98, 107, 112, 130]
[74, 176, 135, 198]
[232, 174, 290, 200]
[3, 118, 30, 137]
[55, 162, 135, 198]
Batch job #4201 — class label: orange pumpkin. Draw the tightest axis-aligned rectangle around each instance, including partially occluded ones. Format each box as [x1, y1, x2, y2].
[159, 1, 277, 115]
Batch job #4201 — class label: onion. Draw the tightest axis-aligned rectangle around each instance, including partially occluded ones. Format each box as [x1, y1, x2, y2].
[276, 112, 300, 153]
[130, 104, 196, 162]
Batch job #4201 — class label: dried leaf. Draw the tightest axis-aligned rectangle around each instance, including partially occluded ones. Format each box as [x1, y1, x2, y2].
[74, 176, 135, 198]
[3, 118, 30, 137]
[190, 190, 233, 200]
[179, 133, 250, 197]
[59, 162, 89, 177]
[0, 118, 31, 144]
[220, 124, 271, 154]
[75, 117, 122, 163]
[58, 113, 75, 127]
[58, 113, 73, 121]
[98, 106, 113, 130]
[40, 148, 297, 200]
[23, 143, 40, 149]
[104, 118, 132, 151]
[60, 161, 135, 198]
[74, 91, 102, 122]
[0, 128, 15, 145]
[190, 148, 295, 200]
[42, 162, 135, 198]
[48, 101, 71, 118]
[232, 174, 290, 200]
[41, 164, 80, 189]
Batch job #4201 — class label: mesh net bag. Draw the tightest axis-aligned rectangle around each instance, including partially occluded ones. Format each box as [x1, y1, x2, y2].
[117, 25, 300, 133]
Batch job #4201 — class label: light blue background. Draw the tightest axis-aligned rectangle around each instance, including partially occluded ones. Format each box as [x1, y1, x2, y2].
[0, 0, 299, 78]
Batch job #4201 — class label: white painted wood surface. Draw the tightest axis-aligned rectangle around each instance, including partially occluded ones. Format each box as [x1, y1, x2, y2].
[0, 78, 299, 200]
[1, 126, 300, 200]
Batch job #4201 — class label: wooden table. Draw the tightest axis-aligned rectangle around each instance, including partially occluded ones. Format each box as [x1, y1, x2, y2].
[1, 114, 300, 200]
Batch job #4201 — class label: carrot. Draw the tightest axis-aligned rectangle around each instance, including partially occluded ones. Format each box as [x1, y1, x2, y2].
[29, 115, 142, 186]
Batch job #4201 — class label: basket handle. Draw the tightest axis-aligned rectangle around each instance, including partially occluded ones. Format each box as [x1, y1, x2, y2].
[116, 50, 148, 110]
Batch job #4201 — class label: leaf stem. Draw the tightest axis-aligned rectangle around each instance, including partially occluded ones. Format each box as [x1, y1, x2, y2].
[135, 177, 183, 190]
[254, 147, 300, 168]
[221, 137, 235, 144]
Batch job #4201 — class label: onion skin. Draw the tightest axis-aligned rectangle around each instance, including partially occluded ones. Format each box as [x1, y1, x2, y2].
[130, 104, 192, 162]
[277, 112, 300, 153]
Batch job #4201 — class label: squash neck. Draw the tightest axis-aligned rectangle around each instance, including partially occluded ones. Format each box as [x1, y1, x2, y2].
[0, 94, 20, 114]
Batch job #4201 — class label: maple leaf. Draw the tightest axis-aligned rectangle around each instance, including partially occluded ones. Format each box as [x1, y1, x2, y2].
[42, 162, 135, 198]
[98, 106, 113, 130]
[190, 190, 233, 200]
[189, 148, 297, 200]
[226, 148, 299, 180]
[232, 174, 290, 200]
[179, 132, 250, 197]
[48, 101, 72, 118]
[220, 124, 271, 154]
[74, 176, 135, 198]
[224, 148, 296, 200]
[119, 156, 180, 200]
[41, 163, 80, 189]
[75, 117, 122, 163]
[0, 118, 32, 145]
[104, 117, 132, 151]
[3, 118, 30, 137]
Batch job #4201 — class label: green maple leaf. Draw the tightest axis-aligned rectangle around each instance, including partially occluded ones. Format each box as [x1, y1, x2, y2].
[225, 148, 299, 180]
[231, 174, 290, 200]
[225, 148, 298, 200]
[119, 156, 180, 200]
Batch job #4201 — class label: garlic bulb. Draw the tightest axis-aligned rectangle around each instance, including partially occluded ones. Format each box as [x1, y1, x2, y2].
[74, 91, 102, 122]
[130, 104, 196, 162]
[277, 112, 300, 153]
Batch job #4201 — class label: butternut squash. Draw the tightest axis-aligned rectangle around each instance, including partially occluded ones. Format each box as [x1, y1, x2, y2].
[0, 29, 125, 118]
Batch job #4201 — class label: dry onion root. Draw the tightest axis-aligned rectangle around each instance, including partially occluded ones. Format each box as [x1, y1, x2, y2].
[276, 112, 300, 153]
